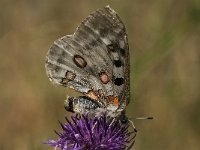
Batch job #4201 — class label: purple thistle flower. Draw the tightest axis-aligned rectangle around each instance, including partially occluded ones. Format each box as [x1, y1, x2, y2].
[45, 113, 136, 150]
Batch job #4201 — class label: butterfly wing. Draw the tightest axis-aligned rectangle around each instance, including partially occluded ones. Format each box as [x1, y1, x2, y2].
[45, 6, 130, 109]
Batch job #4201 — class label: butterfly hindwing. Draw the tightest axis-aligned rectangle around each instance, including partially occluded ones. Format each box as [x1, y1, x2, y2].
[45, 6, 130, 109]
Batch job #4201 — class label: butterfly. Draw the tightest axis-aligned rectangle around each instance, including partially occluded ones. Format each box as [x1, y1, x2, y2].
[45, 5, 130, 122]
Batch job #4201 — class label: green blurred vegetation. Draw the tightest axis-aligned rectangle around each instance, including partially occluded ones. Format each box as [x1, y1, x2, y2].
[0, 0, 200, 150]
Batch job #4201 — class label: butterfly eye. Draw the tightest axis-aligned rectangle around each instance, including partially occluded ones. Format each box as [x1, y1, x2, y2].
[74, 108, 79, 112]
[73, 55, 87, 68]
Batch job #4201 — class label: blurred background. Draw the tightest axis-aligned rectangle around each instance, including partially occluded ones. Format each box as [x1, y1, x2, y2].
[0, 0, 200, 149]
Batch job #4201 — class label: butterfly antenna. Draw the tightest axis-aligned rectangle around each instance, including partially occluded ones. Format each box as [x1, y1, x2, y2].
[131, 117, 154, 120]
[128, 116, 153, 132]
[128, 119, 137, 132]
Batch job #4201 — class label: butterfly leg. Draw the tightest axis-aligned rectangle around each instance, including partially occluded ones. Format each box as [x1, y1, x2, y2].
[119, 110, 137, 132]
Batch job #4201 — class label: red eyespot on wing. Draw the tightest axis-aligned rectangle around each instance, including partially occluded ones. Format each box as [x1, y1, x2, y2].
[99, 71, 110, 84]
[73, 55, 87, 68]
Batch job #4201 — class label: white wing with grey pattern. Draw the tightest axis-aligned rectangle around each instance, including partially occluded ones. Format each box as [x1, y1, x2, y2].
[45, 6, 130, 109]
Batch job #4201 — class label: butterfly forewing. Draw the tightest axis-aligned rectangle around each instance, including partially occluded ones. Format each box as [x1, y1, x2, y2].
[45, 6, 130, 110]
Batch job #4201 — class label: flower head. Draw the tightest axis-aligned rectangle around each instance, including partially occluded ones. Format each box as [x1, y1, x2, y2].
[45, 113, 136, 150]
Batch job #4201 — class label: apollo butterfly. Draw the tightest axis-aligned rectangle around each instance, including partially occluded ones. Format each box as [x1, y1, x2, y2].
[45, 5, 130, 122]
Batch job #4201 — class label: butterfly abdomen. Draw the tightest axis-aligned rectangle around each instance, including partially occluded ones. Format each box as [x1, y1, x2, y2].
[64, 96, 101, 114]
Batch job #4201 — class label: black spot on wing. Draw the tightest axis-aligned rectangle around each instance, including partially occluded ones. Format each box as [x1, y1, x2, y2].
[107, 43, 126, 57]
[54, 66, 61, 73]
[107, 44, 117, 52]
[119, 48, 126, 56]
[113, 60, 122, 67]
[90, 40, 98, 47]
[99, 27, 108, 38]
[114, 77, 124, 86]
[57, 58, 65, 64]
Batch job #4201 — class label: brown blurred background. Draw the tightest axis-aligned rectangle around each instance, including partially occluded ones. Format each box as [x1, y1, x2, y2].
[0, 0, 200, 150]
